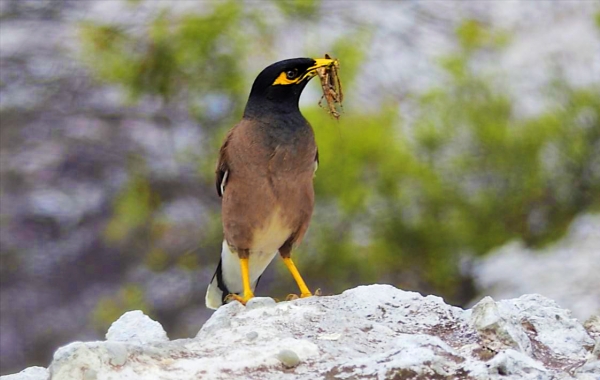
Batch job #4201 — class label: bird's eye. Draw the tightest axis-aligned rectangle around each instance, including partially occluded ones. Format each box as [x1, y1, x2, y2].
[286, 69, 299, 80]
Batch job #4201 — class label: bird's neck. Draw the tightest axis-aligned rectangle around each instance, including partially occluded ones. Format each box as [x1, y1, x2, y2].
[243, 105, 308, 130]
[242, 99, 311, 146]
[243, 98, 301, 120]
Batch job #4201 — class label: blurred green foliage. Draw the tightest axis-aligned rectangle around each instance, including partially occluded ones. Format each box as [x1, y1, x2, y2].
[276, 0, 320, 19]
[301, 20, 600, 303]
[92, 284, 149, 332]
[79, 1, 271, 123]
[104, 174, 159, 243]
[80, 1, 600, 322]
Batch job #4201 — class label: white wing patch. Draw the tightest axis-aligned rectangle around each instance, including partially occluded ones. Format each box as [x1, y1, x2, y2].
[220, 170, 229, 195]
[314, 160, 318, 173]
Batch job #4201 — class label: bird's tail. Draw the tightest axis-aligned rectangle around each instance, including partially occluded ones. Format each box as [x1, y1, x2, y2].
[205, 241, 269, 310]
[205, 241, 264, 310]
[206, 240, 237, 310]
[205, 258, 228, 310]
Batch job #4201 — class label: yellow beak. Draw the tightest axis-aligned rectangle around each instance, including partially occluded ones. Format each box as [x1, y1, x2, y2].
[300, 58, 337, 81]
[273, 58, 338, 86]
[308, 58, 337, 71]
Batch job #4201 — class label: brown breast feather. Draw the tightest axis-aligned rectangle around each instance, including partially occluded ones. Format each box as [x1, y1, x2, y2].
[218, 119, 317, 254]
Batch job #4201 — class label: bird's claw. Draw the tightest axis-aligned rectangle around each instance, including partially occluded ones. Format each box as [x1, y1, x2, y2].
[285, 292, 313, 301]
[225, 293, 254, 305]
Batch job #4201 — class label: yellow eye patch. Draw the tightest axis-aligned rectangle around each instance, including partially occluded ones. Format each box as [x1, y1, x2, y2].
[270, 58, 335, 87]
[273, 71, 300, 86]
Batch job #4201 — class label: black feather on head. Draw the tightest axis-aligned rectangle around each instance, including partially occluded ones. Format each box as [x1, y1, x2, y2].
[244, 58, 317, 118]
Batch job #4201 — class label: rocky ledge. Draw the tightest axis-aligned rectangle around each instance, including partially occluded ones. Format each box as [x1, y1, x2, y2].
[3, 285, 599, 380]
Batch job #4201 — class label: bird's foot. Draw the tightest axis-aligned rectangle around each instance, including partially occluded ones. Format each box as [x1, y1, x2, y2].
[285, 292, 313, 301]
[225, 292, 254, 305]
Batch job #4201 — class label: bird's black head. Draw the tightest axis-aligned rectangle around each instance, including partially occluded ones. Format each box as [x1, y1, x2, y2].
[243, 57, 336, 119]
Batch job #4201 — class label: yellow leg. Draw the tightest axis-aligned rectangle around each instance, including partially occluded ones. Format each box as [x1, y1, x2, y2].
[227, 258, 254, 305]
[282, 257, 312, 298]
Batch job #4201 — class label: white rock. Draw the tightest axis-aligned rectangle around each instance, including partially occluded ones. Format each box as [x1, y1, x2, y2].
[105, 310, 168, 344]
[0, 367, 49, 380]
[473, 214, 600, 321]
[584, 315, 600, 341]
[196, 300, 244, 336]
[104, 342, 128, 366]
[592, 340, 600, 360]
[8, 285, 597, 379]
[471, 296, 532, 354]
[485, 349, 547, 378]
[245, 297, 277, 310]
[245, 331, 259, 341]
[277, 349, 300, 368]
[576, 359, 600, 380]
[49, 342, 107, 380]
[336, 334, 465, 379]
[500, 294, 594, 359]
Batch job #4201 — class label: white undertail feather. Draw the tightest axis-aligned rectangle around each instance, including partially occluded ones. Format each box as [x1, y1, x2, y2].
[206, 207, 292, 309]
[205, 240, 279, 310]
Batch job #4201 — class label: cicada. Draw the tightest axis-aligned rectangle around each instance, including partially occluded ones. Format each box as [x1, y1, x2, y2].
[316, 54, 343, 119]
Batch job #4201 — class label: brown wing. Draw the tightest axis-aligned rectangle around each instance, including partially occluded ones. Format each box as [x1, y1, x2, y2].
[216, 129, 234, 197]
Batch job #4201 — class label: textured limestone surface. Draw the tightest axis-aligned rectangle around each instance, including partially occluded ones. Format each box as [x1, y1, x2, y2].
[3, 285, 598, 380]
[1, 367, 49, 380]
[105, 310, 169, 344]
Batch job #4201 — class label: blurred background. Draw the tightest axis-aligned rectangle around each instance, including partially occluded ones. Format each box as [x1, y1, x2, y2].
[1, 0, 599, 375]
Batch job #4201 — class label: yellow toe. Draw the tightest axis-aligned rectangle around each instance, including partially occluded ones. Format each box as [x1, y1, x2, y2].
[225, 292, 254, 305]
[286, 294, 299, 301]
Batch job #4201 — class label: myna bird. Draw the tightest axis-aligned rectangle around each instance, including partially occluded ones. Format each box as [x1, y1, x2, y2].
[205, 57, 337, 309]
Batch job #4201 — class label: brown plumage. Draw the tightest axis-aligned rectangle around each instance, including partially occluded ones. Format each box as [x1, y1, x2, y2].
[205, 58, 335, 309]
[218, 118, 316, 255]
